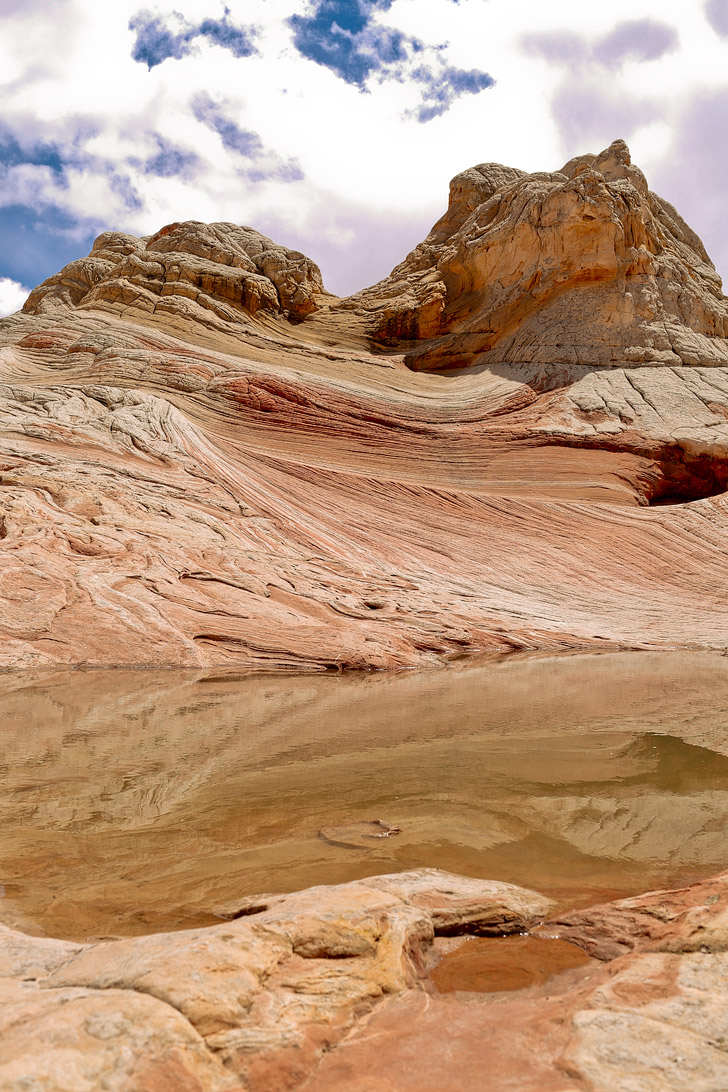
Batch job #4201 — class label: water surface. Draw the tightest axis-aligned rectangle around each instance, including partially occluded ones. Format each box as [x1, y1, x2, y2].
[2, 651, 728, 939]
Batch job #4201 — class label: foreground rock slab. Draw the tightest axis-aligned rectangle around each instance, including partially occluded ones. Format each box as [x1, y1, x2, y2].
[0, 870, 552, 1091]
[303, 873, 728, 1092]
[3, 868, 728, 1090]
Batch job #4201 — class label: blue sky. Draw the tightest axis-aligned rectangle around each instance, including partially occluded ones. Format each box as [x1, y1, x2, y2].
[1, 0, 728, 315]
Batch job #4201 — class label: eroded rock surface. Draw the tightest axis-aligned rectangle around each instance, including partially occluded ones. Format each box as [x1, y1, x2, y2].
[0, 870, 551, 1091]
[4, 868, 728, 1091]
[347, 139, 728, 371]
[2, 140, 728, 667]
[24, 222, 325, 325]
[298, 871, 728, 1092]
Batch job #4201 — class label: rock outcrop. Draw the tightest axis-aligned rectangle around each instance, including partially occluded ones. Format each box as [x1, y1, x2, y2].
[24, 221, 325, 326]
[308, 870, 728, 1092]
[344, 139, 728, 370]
[0, 870, 551, 1091]
[3, 867, 728, 1091]
[2, 140, 728, 667]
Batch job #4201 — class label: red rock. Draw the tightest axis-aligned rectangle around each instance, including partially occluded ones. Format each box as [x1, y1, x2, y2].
[0, 143, 726, 667]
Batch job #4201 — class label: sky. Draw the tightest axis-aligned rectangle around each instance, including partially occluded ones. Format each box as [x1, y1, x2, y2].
[1, 0, 727, 317]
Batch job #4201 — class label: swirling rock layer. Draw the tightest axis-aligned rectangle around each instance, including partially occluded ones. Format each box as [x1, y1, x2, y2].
[2, 140, 728, 667]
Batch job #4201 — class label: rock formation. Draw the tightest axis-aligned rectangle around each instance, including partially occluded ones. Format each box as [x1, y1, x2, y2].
[346, 139, 728, 370]
[3, 867, 728, 1091]
[2, 139, 728, 667]
[4, 141, 728, 1084]
[24, 222, 326, 324]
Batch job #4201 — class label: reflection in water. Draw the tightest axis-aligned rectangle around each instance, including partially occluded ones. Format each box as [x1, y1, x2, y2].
[1, 651, 728, 939]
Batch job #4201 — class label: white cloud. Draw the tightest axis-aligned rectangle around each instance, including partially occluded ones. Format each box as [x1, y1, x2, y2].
[0, 0, 727, 295]
[0, 277, 30, 318]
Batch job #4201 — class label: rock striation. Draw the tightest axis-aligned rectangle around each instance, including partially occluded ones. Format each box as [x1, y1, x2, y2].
[2, 140, 728, 667]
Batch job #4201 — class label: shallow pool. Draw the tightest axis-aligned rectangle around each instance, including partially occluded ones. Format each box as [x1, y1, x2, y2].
[2, 650, 728, 939]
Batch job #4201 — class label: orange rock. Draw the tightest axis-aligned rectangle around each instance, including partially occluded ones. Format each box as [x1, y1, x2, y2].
[4, 869, 728, 1091]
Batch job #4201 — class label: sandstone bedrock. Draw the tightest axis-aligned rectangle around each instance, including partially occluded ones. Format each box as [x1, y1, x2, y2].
[3, 868, 728, 1091]
[2, 138, 728, 668]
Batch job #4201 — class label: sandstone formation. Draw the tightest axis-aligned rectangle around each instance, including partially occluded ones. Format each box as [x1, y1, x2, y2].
[24, 222, 326, 324]
[1, 139, 728, 666]
[0, 870, 551, 1091]
[346, 139, 728, 370]
[3, 867, 728, 1091]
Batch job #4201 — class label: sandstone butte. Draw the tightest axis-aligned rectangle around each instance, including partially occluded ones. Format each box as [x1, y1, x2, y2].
[1, 138, 728, 670]
[3, 139, 728, 1090]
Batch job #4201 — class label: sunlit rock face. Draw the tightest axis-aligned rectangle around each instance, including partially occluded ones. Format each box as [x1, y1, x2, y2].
[3, 140, 728, 667]
[23, 221, 325, 325]
[347, 139, 728, 370]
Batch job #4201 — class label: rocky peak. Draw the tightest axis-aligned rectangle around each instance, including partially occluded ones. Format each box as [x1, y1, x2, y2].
[19, 140, 728, 371]
[23, 220, 325, 328]
[344, 139, 728, 370]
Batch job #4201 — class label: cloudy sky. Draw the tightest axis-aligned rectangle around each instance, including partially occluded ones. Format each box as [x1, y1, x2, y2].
[1, 0, 727, 316]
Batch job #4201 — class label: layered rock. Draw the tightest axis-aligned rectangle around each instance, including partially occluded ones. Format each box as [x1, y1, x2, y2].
[343, 139, 728, 370]
[2, 140, 728, 667]
[24, 221, 325, 326]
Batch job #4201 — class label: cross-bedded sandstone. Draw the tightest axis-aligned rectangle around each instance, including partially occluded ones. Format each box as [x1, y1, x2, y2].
[1, 140, 728, 668]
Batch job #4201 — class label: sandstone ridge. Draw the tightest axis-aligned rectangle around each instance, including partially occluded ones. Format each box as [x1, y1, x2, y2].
[23, 139, 728, 373]
[2, 140, 728, 667]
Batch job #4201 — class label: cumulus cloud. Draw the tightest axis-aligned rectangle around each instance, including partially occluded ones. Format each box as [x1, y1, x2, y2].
[551, 83, 661, 150]
[650, 86, 728, 286]
[523, 19, 679, 69]
[0, 275, 30, 317]
[519, 30, 588, 65]
[129, 7, 257, 69]
[521, 20, 677, 167]
[255, 192, 442, 296]
[288, 0, 493, 122]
